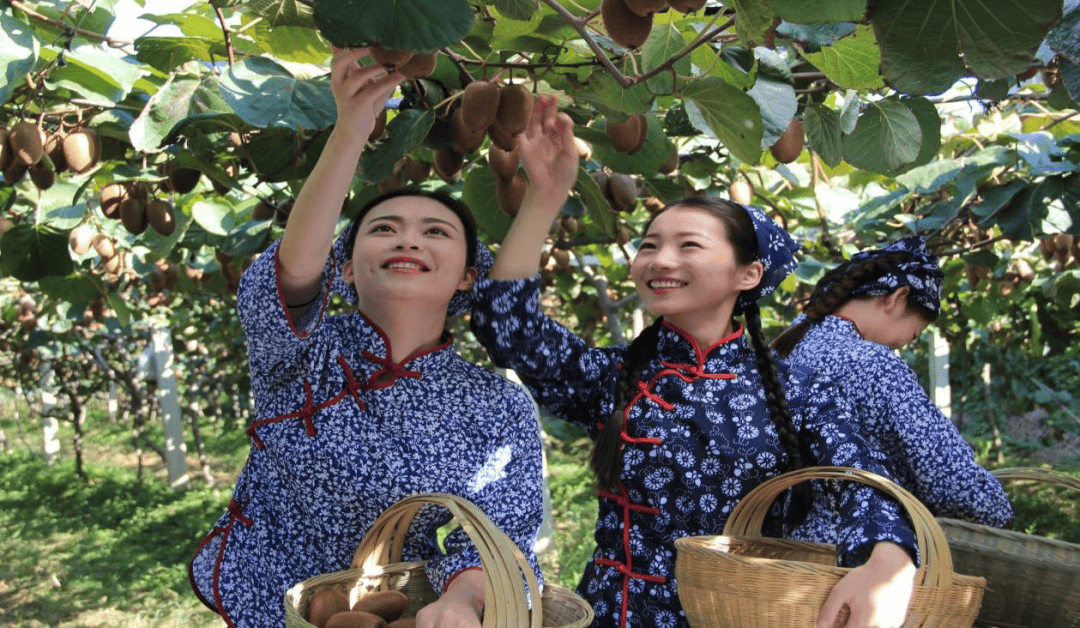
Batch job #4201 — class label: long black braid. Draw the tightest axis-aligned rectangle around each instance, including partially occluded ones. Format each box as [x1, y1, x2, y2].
[590, 318, 664, 491]
[772, 251, 931, 358]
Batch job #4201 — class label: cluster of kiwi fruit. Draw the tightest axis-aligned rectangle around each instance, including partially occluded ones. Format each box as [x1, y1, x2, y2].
[1039, 233, 1079, 272]
[440, 79, 536, 184]
[378, 155, 432, 194]
[68, 223, 127, 279]
[0, 121, 101, 190]
[306, 588, 415, 628]
[98, 180, 177, 237]
[605, 114, 648, 155]
[369, 44, 439, 80]
[590, 169, 640, 215]
[600, 0, 708, 49]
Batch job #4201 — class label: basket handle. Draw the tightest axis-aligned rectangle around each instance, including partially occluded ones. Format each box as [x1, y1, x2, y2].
[349, 493, 542, 628]
[991, 467, 1080, 492]
[720, 466, 955, 589]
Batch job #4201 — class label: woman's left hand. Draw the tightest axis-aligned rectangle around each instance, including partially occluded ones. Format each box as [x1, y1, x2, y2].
[817, 542, 916, 628]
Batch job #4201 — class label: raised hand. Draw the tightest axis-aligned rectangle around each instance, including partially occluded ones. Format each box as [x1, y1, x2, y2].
[517, 93, 579, 204]
[329, 46, 406, 147]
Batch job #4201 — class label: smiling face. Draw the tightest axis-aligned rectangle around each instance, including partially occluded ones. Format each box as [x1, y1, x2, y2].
[630, 205, 763, 336]
[343, 195, 475, 314]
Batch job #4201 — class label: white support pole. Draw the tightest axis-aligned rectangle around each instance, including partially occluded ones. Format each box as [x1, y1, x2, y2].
[928, 327, 952, 423]
[152, 327, 189, 489]
[108, 381, 119, 421]
[500, 367, 554, 557]
[39, 364, 60, 464]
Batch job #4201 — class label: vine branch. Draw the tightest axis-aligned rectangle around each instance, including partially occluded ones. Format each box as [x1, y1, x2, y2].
[209, 0, 237, 66]
[8, 0, 133, 49]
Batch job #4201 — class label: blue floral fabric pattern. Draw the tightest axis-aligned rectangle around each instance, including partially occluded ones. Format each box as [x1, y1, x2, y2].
[784, 314, 1012, 543]
[188, 239, 545, 628]
[470, 275, 919, 628]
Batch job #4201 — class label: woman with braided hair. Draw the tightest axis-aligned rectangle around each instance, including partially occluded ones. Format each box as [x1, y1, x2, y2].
[772, 237, 1012, 544]
[470, 94, 922, 628]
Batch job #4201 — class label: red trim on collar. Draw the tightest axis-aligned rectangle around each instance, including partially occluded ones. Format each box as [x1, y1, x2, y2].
[832, 314, 865, 338]
[274, 246, 330, 339]
[660, 319, 744, 364]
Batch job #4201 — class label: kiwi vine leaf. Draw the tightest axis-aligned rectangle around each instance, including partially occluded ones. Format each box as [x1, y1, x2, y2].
[0, 0, 1079, 357]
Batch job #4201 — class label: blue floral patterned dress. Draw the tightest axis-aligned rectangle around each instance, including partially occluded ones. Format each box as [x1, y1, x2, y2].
[188, 240, 545, 628]
[470, 276, 919, 628]
[783, 314, 1012, 543]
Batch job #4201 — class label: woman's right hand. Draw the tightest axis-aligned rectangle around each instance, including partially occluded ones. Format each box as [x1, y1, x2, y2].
[517, 93, 579, 208]
[329, 46, 405, 147]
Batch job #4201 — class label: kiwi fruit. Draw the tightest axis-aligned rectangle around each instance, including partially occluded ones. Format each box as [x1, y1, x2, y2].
[91, 234, 115, 259]
[574, 137, 593, 161]
[659, 147, 679, 174]
[496, 172, 528, 217]
[561, 215, 580, 234]
[378, 170, 406, 193]
[0, 127, 12, 170]
[370, 45, 414, 69]
[28, 163, 55, 190]
[253, 201, 275, 221]
[624, 0, 668, 17]
[120, 195, 149, 235]
[488, 144, 520, 181]
[451, 107, 486, 155]
[44, 133, 67, 173]
[494, 84, 534, 137]
[9, 122, 44, 166]
[608, 173, 638, 212]
[3, 160, 28, 184]
[728, 178, 754, 205]
[605, 115, 643, 153]
[369, 108, 388, 143]
[630, 114, 648, 153]
[769, 118, 804, 164]
[601, 0, 654, 49]
[69, 224, 94, 255]
[100, 182, 130, 219]
[63, 128, 101, 174]
[487, 122, 518, 152]
[460, 80, 501, 132]
[167, 167, 202, 194]
[396, 52, 437, 79]
[103, 251, 124, 275]
[643, 196, 665, 214]
[146, 200, 176, 236]
[590, 170, 611, 200]
[402, 156, 431, 182]
[668, 0, 706, 11]
[434, 147, 464, 183]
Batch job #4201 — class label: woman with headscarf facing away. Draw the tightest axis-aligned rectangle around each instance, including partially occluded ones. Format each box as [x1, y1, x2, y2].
[469, 96, 923, 628]
[772, 236, 1012, 545]
[188, 48, 545, 628]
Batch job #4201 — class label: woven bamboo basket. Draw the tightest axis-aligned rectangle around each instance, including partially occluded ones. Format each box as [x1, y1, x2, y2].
[674, 466, 987, 628]
[284, 493, 593, 628]
[938, 467, 1080, 628]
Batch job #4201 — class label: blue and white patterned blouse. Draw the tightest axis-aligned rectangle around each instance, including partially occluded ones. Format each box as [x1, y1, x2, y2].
[471, 276, 918, 628]
[783, 314, 1012, 543]
[188, 240, 545, 628]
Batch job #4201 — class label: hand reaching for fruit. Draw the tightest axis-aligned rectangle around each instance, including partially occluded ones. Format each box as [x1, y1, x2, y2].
[329, 47, 406, 148]
[517, 94, 579, 207]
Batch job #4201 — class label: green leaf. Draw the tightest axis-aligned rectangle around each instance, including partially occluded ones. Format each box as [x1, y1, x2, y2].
[843, 98, 922, 175]
[900, 96, 942, 170]
[130, 77, 233, 151]
[575, 71, 654, 116]
[43, 46, 144, 105]
[0, 224, 73, 282]
[223, 219, 272, 258]
[0, 9, 39, 105]
[747, 77, 797, 148]
[313, 0, 474, 51]
[192, 198, 240, 237]
[575, 167, 616, 238]
[690, 46, 755, 91]
[768, 0, 866, 23]
[242, 0, 315, 28]
[134, 37, 225, 73]
[463, 167, 514, 241]
[642, 16, 691, 97]
[804, 104, 843, 167]
[39, 273, 106, 303]
[106, 291, 132, 327]
[727, 0, 778, 47]
[973, 181, 1026, 220]
[682, 77, 765, 165]
[259, 25, 332, 64]
[870, 0, 1063, 95]
[800, 25, 883, 90]
[494, 0, 539, 21]
[361, 109, 436, 184]
[1047, 5, 1080, 63]
[219, 57, 336, 130]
